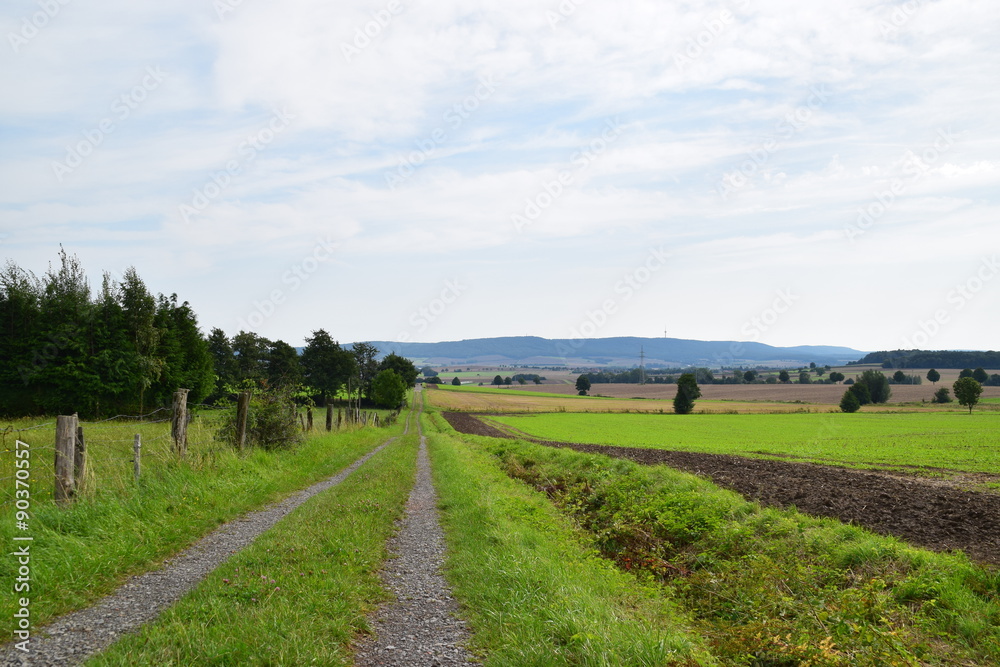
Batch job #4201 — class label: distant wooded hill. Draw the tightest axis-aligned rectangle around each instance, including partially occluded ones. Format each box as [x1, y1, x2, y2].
[363, 336, 865, 368]
[855, 350, 1000, 369]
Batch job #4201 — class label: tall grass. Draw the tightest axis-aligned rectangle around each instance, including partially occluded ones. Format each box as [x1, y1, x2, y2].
[0, 407, 403, 628]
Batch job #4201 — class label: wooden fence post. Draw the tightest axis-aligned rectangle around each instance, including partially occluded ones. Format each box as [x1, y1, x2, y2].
[171, 389, 190, 456]
[133, 434, 141, 481]
[325, 405, 333, 431]
[55, 414, 78, 503]
[235, 391, 250, 452]
[74, 425, 86, 495]
[307, 407, 313, 431]
[337, 408, 342, 429]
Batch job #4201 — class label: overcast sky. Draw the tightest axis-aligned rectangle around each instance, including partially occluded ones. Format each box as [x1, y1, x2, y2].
[2, 0, 998, 352]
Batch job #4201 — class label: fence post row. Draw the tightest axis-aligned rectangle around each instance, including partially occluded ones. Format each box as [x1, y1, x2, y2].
[307, 407, 313, 432]
[325, 404, 333, 431]
[171, 388, 190, 456]
[55, 414, 78, 503]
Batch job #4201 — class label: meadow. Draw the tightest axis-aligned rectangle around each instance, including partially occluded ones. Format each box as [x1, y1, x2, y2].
[485, 411, 1000, 475]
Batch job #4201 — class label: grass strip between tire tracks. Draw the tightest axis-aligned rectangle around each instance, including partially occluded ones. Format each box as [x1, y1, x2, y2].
[88, 431, 419, 665]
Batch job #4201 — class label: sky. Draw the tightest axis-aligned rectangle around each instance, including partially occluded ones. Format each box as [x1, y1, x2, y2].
[1, 0, 998, 352]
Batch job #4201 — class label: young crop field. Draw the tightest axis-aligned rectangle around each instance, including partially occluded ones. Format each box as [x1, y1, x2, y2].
[485, 411, 1000, 475]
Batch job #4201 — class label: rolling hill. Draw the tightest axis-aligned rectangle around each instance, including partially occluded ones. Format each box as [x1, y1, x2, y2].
[361, 336, 864, 368]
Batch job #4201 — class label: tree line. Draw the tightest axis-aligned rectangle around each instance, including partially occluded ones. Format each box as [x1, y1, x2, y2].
[0, 251, 416, 418]
[857, 350, 1000, 369]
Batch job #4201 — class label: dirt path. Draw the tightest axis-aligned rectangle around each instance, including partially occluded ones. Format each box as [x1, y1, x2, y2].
[354, 393, 475, 666]
[0, 436, 399, 667]
[443, 411, 1000, 567]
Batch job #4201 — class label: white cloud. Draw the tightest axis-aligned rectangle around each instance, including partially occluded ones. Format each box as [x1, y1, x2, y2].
[2, 0, 999, 349]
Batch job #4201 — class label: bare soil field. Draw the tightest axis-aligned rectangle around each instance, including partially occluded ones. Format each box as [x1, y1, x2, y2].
[500, 379, 1000, 405]
[443, 412, 1000, 567]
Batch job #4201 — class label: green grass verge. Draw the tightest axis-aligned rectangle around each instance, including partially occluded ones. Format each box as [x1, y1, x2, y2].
[425, 410, 715, 666]
[476, 435, 1000, 665]
[488, 411, 1000, 474]
[88, 433, 418, 665]
[0, 421, 405, 628]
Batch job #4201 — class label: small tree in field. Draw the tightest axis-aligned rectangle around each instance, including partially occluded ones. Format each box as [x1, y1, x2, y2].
[743, 370, 757, 383]
[829, 371, 845, 383]
[492, 375, 503, 387]
[840, 389, 861, 413]
[893, 370, 906, 383]
[953, 377, 983, 414]
[973, 367, 989, 384]
[673, 373, 701, 414]
[451, 377, 461, 386]
[927, 369, 940, 384]
[778, 370, 791, 383]
[959, 368, 974, 379]
[932, 387, 952, 404]
[575, 375, 591, 396]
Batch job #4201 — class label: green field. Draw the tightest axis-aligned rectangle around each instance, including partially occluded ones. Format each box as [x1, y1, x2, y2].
[488, 411, 1000, 475]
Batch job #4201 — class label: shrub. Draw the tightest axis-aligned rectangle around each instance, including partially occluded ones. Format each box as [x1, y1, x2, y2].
[931, 387, 952, 404]
[840, 390, 861, 413]
[216, 388, 303, 451]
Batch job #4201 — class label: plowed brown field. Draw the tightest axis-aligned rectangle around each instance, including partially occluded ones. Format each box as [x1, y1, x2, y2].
[443, 411, 1000, 566]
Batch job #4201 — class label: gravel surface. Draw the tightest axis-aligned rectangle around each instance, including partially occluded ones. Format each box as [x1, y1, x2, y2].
[355, 400, 476, 666]
[0, 437, 396, 667]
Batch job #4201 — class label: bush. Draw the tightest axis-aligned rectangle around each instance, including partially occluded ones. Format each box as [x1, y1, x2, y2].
[673, 373, 701, 414]
[932, 387, 952, 404]
[216, 388, 303, 451]
[840, 390, 861, 413]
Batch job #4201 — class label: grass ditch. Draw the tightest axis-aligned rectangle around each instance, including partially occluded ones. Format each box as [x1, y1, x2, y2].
[88, 432, 419, 665]
[0, 419, 406, 629]
[469, 434, 1000, 665]
[425, 410, 715, 666]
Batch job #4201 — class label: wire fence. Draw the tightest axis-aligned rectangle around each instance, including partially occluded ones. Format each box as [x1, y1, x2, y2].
[0, 407, 232, 509]
[1, 400, 401, 511]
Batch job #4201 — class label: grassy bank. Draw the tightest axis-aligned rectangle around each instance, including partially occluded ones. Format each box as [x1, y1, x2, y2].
[89, 432, 418, 665]
[473, 434, 1000, 665]
[425, 410, 714, 666]
[0, 418, 405, 628]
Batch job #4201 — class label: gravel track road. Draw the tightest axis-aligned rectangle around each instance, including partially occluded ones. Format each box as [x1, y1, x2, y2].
[0, 435, 397, 667]
[354, 392, 476, 666]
